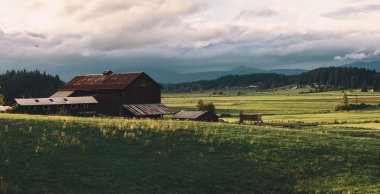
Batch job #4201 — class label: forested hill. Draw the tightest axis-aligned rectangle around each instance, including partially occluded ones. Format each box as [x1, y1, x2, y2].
[298, 67, 379, 89]
[0, 70, 65, 101]
[162, 67, 380, 92]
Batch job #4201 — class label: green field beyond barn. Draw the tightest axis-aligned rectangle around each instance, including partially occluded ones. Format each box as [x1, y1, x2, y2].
[1, 89, 380, 193]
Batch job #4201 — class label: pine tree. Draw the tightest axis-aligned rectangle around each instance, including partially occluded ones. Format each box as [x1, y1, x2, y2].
[361, 81, 368, 92]
[0, 86, 3, 103]
[373, 80, 379, 92]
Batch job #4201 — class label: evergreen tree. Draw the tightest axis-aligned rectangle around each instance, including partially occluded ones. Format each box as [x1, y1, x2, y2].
[0, 86, 3, 104]
[373, 80, 379, 92]
[361, 81, 368, 92]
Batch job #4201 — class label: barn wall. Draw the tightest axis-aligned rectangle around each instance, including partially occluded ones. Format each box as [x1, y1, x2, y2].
[70, 90, 122, 116]
[123, 73, 161, 104]
[21, 103, 97, 115]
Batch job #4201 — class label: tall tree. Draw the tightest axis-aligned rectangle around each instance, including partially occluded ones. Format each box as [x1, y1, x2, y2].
[0, 86, 3, 103]
[196, 100, 216, 114]
[373, 80, 379, 92]
[361, 81, 368, 92]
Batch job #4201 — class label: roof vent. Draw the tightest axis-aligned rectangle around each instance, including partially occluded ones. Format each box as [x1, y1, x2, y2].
[102, 70, 113, 76]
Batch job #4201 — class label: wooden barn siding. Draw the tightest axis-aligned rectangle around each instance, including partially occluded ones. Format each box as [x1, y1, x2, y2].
[195, 113, 218, 122]
[22, 103, 96, 114]
[122, 74, 161, 104]
[71, 90, 122, 116]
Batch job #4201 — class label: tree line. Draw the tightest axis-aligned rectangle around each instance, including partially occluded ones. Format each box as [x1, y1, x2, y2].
[0, 70, 65, 102]
[162, 67, 380, 92]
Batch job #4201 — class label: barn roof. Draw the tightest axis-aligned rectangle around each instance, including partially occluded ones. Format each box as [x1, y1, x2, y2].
[59, 71, 160, 91]
[123, 104, 175, 116]
[15, 96, 98, 106]
[172, 110, 210, 119]
[50, 91, 75, 97]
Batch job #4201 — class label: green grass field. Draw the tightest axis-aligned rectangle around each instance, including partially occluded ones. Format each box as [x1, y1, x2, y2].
[1, 89, 380, 193]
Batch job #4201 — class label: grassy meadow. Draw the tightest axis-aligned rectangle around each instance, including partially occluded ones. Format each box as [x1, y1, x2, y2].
[1, 88, 380, 193]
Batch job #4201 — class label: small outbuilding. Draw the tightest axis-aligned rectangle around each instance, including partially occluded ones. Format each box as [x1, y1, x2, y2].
[172, 110, 218, 122]
[14, 96, 98, 114]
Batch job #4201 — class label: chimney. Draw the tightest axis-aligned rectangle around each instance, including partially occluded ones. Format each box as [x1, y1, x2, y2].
[102, 70, 113, 76]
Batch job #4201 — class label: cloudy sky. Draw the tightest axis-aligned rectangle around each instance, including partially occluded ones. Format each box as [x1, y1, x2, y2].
[1, 0, 380, 80]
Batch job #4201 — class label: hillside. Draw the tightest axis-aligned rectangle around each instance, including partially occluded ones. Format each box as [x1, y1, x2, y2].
[116, 66, 307, 83]
[341, 61, 380, 72]
[163, 66, 379, 92]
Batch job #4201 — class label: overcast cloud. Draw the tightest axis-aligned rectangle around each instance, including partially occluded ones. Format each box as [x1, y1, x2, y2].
[0, 0, 380, 81]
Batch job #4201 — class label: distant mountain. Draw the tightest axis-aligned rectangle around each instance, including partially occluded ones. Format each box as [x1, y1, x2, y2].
[267, 69, 308, 75]
[341, 61, 380, 72]
[126, 65, 308, 83]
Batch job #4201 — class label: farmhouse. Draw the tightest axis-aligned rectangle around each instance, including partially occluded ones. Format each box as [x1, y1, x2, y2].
[50, 70, 174, 117]
[172, 110, 218, 122]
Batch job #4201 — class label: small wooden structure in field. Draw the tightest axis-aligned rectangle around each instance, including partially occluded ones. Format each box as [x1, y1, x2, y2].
[172, 110, 218, 122]
[239, 111, 264, 125]
[239, 111, 317, 127]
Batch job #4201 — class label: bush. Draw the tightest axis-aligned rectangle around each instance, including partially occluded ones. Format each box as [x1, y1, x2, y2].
[333, 104, 349, 111]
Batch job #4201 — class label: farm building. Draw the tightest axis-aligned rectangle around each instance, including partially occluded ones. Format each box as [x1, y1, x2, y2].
[14, 96, 98, 114]
[172, 110, 218, 122]
[48, 70, 174, 117]
[0, 102, 12, 112]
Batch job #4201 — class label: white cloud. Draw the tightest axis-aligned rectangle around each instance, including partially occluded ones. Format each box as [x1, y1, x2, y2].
[334, 49, 380, 60]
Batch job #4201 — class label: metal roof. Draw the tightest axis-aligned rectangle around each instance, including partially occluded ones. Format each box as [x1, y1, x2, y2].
[59, 72, 145, 91]
[15, 96, 98, 106]
[123, 104, 175, 116]
[50, 91, 75, 97]
[172, 110, 209, 119]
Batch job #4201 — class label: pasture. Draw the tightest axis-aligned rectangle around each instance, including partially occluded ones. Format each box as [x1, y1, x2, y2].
[1, 88, 380, 193]
[162, 88, 380, 124]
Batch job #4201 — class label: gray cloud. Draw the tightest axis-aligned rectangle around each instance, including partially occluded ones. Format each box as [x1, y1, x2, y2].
[26, 31, 46, 39]
[1, 1, 380, 82]
[322, 4, 380, 18]
[236, 9, 286, 19]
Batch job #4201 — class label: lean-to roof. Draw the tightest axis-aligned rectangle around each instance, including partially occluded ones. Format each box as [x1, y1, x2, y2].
[123, 104, 175, 116]
[172, 110, 209, 119]
[15, 96, 98, 106]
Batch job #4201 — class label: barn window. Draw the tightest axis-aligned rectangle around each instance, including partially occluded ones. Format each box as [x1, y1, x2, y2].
[43, 106, 50, 110]
[49, 99, 54, 102]
[29, 106, 36, 110]
[84, 104, 88, 108]
[57, 105, 64, 109]
[34, 99, 39, 102]
[71, 104, 78, 109]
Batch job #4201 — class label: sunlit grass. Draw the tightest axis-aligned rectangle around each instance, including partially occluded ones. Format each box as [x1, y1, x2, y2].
[1, 113, 380, 193]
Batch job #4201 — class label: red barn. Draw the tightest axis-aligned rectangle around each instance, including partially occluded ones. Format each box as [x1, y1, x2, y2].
[52, 70, 174, 117]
